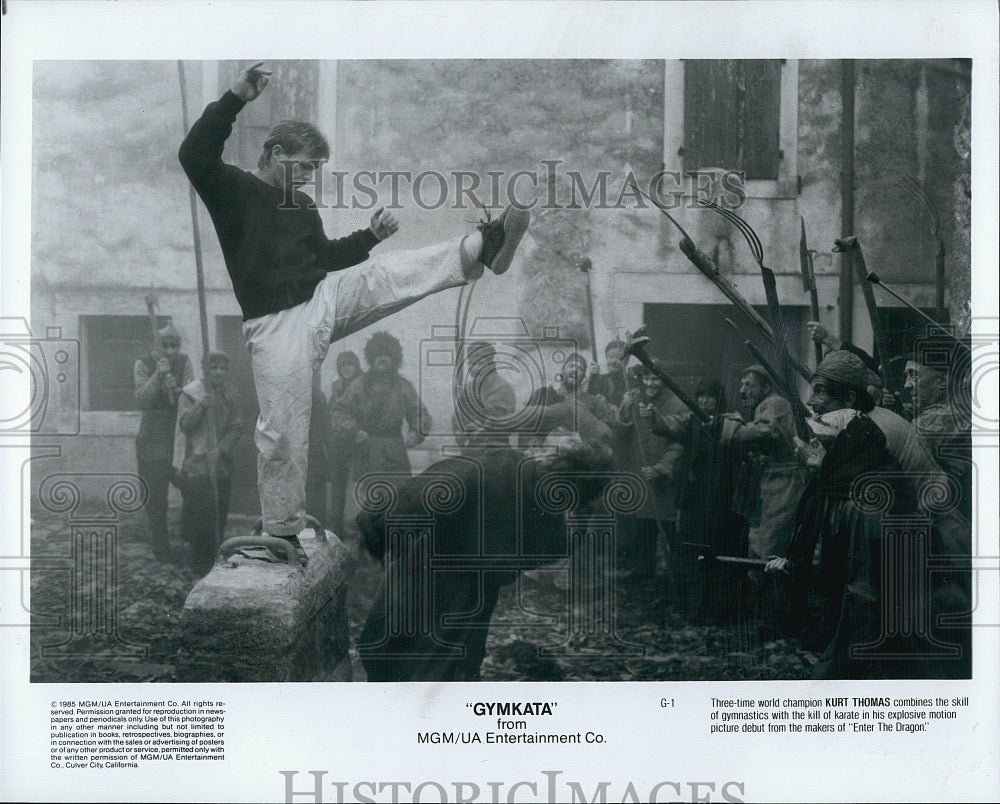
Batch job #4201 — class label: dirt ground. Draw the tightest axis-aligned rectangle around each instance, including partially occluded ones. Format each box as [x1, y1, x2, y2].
[29, 510, 818, 684]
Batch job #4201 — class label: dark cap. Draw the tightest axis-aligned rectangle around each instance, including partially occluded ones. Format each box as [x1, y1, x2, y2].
[813, 350, 868, 391]
[158, 323, 181, 344]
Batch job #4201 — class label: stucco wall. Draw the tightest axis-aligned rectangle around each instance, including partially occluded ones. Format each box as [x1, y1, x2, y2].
[29, 59, 972, 487]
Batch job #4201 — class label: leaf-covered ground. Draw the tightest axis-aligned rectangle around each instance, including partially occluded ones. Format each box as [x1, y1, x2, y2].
[29, 510, 818, 684]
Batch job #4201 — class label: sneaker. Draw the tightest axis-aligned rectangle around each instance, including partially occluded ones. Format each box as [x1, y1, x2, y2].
[478, 206, 529, 275]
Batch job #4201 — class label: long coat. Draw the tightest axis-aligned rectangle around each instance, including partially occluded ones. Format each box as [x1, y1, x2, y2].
[329, 370, 431, 477]
[726, 391, 809, 559]
[785, 411, 970, 679]
[616, 389, 687, 522]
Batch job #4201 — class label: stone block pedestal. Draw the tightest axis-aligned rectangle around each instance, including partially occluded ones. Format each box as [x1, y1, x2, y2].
[177, 529, 351, 682]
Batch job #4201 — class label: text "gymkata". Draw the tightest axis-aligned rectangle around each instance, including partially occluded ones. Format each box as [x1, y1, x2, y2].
[469, 702, 556, 716]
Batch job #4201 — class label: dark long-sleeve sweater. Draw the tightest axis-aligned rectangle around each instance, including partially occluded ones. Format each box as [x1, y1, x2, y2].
[179, 91, 379, 320]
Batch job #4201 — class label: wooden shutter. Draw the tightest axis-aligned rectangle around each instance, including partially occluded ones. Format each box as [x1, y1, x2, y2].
[683, 60, 782, 180]
[742, 60, 782, 179]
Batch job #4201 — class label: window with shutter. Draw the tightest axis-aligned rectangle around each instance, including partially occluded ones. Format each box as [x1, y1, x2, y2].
[683, 60, 782, 180]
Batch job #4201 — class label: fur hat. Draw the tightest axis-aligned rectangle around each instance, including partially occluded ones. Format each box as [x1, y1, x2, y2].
[364, 331, 403, 369]
[695, 378, 727, 410]
[637, 357, 669, 379]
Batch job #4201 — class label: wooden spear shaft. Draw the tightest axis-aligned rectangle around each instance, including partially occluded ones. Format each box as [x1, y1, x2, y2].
[835, 237, 890, 388]
[680, 241, 813, 382]
[178, 61, 211, 361]
[178, 59, 221, 543]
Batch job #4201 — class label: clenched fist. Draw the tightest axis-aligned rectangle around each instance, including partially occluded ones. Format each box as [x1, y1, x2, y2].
[231, 62, 272, 102]
[369, 207, 399, 241]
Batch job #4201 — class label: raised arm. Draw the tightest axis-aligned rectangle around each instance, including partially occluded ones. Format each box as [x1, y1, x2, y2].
[178, 63, 269, 194]
[134, 356, 176, 409]
[317, 207, 398, 274]
[727, 397, 795, 449]
[650, 410, 691, 440]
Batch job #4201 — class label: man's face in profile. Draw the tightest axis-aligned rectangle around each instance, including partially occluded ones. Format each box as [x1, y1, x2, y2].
[904, 360, 946, 413]
[739, 372, 766, 409]
[268, 147, 322, 192]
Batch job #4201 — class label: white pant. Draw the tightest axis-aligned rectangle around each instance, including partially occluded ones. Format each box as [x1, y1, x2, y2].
[243, 238, 476, 535]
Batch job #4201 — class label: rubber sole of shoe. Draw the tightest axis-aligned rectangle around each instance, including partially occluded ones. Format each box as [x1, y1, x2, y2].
[485, 206, 529, 275]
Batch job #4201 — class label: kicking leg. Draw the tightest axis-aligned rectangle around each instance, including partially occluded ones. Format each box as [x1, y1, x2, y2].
[313, 206, 530, 342]
[463, 205, 531, 277]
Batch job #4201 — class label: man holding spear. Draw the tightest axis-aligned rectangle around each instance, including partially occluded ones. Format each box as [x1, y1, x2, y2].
[174, 352, 243, 575]
[616, 359, 687, 579]
[722, 365, 810, 563]
[134, 323, 194, 562]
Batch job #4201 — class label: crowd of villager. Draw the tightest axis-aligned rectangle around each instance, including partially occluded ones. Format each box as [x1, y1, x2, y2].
[129, 63, 973, 683]
[135, 320, 973, 684]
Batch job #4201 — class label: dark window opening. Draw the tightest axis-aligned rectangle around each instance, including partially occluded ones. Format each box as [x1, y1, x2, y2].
[81, 315, 168, 411]
[642, 302, 806, 413]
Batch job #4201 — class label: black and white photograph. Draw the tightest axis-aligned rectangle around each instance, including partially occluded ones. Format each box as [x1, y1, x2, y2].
[3, 2, 998, 802]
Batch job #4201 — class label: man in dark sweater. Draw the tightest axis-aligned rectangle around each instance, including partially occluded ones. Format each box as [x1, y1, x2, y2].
[179, 63, 529, 546]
